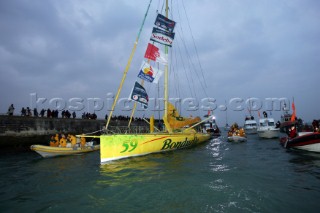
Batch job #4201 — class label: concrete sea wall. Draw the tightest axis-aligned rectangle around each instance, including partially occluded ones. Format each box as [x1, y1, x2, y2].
[0, 115, 149, 148]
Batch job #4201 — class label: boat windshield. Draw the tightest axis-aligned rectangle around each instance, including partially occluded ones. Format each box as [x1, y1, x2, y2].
[245, 123, 257, 127]
[268, 121, 275, 126]
[260, 120, 275, 127]
[260, 122, 267, 126]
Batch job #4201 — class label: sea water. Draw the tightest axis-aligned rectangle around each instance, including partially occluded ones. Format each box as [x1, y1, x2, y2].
[1, 132, 320, 212]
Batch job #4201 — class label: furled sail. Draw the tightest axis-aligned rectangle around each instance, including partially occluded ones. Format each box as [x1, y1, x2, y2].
[166, 102, 201, 130]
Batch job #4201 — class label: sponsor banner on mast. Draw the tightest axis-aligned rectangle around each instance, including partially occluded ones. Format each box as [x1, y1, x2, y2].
[129, 81, 149, 109]
[137, 61, 163, 84]
[154, 13, 176, 33]
[144, 43, 168, 64]
[150, 27, 175, 47]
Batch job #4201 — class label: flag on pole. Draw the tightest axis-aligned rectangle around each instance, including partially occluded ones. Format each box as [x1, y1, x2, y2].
[137, 61, 163, 84]
[291, 101, 296, 121]
[129, 81, 149, 109]
[204, 110, 211, 118]
[144, 43, 167, 64]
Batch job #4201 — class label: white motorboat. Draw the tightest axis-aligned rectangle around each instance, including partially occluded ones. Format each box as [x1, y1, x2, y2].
[203, 116, 221, 138]
[244, 116, 257, 134]
[257, 117, 280, 139]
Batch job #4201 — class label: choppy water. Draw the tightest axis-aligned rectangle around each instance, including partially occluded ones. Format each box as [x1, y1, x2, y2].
[1, 132, 320, 212]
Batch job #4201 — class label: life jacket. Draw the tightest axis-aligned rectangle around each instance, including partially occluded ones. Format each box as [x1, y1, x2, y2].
[70, 135, 77, 146]
[289, 128, 297, 138]
[60, 137, 67, 147]
[80, 137, 86, 147]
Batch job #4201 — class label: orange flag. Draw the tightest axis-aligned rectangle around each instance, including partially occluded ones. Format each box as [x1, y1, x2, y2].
[291, 101, 296, 121]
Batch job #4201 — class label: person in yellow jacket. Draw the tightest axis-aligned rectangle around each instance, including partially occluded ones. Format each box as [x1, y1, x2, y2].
[69, 135, 77, 148]
[54, 134, 60, 146]
[54, 134, 59, 142]
[59, 134, 67, 147]
[80, 135, 86, 148]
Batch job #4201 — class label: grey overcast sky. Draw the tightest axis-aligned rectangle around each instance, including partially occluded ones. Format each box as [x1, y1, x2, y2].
[1, 0, 319, 125]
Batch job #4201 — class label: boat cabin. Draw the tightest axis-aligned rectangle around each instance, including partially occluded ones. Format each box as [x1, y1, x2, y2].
[244, 120, 257, 128]
[259, 118, 276, 127]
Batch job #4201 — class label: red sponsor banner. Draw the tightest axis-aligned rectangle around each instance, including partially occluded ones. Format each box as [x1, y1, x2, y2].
[144, 43, 167, 64]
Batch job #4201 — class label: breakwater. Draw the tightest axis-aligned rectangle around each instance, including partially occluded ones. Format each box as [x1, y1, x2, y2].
[0, 115, 149, 148]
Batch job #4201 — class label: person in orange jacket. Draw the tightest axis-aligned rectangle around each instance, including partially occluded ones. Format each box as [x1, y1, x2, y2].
[49, 136, 56, 146]
[49, 134, 60, 147]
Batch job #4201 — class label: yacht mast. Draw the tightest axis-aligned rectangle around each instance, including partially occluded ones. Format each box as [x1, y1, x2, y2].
[163, 0, 172, 133]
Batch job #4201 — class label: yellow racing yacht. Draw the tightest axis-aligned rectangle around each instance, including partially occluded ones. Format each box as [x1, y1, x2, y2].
[86, 0, 211, 163]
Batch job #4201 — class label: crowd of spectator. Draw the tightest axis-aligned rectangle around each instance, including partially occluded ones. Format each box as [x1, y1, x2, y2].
[6, 104, 79, 119]
[21, 107, 35, 116]
[6, 104, 154, 122]
[82, 112, 97, 120]
[105, 115, 144, 122]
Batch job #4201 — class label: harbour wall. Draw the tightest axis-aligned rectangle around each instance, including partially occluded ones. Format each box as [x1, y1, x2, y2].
[0, 115, 149, 148]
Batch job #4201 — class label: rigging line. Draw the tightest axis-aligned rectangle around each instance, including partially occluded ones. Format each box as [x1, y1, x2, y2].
[167, 43, 178, 98]
[181, 0, 208, 89]
[170, 1, 181, 97]
[171, 48, 181, 99]
[170, 6, 193, 99]
[170, 58, 180, 103]
[156, 62, 161, 122]
[168, 1, 183, 104]
[177, 30, 208, 98]
[174, 4, 198, 79]
[167, 0, 178, 98]
[179, 30, 201, 96]
[105, 0, 153, 130]
[156, 0, 161, 12]
[175, 38, 197, 99]
[175, 1, 208, 98]
[176, 24, 209, 97]
[175, 24, 198, 99]
[160, 0, 165, 14]
[170, 45, 185, 103]
[170, 0, 196, 111]
[176, 3, 201, 115]
[170, 0, 199, 115]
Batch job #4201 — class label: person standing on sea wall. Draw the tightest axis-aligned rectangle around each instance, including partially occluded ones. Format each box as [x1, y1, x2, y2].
[7, 104, 14, 116]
